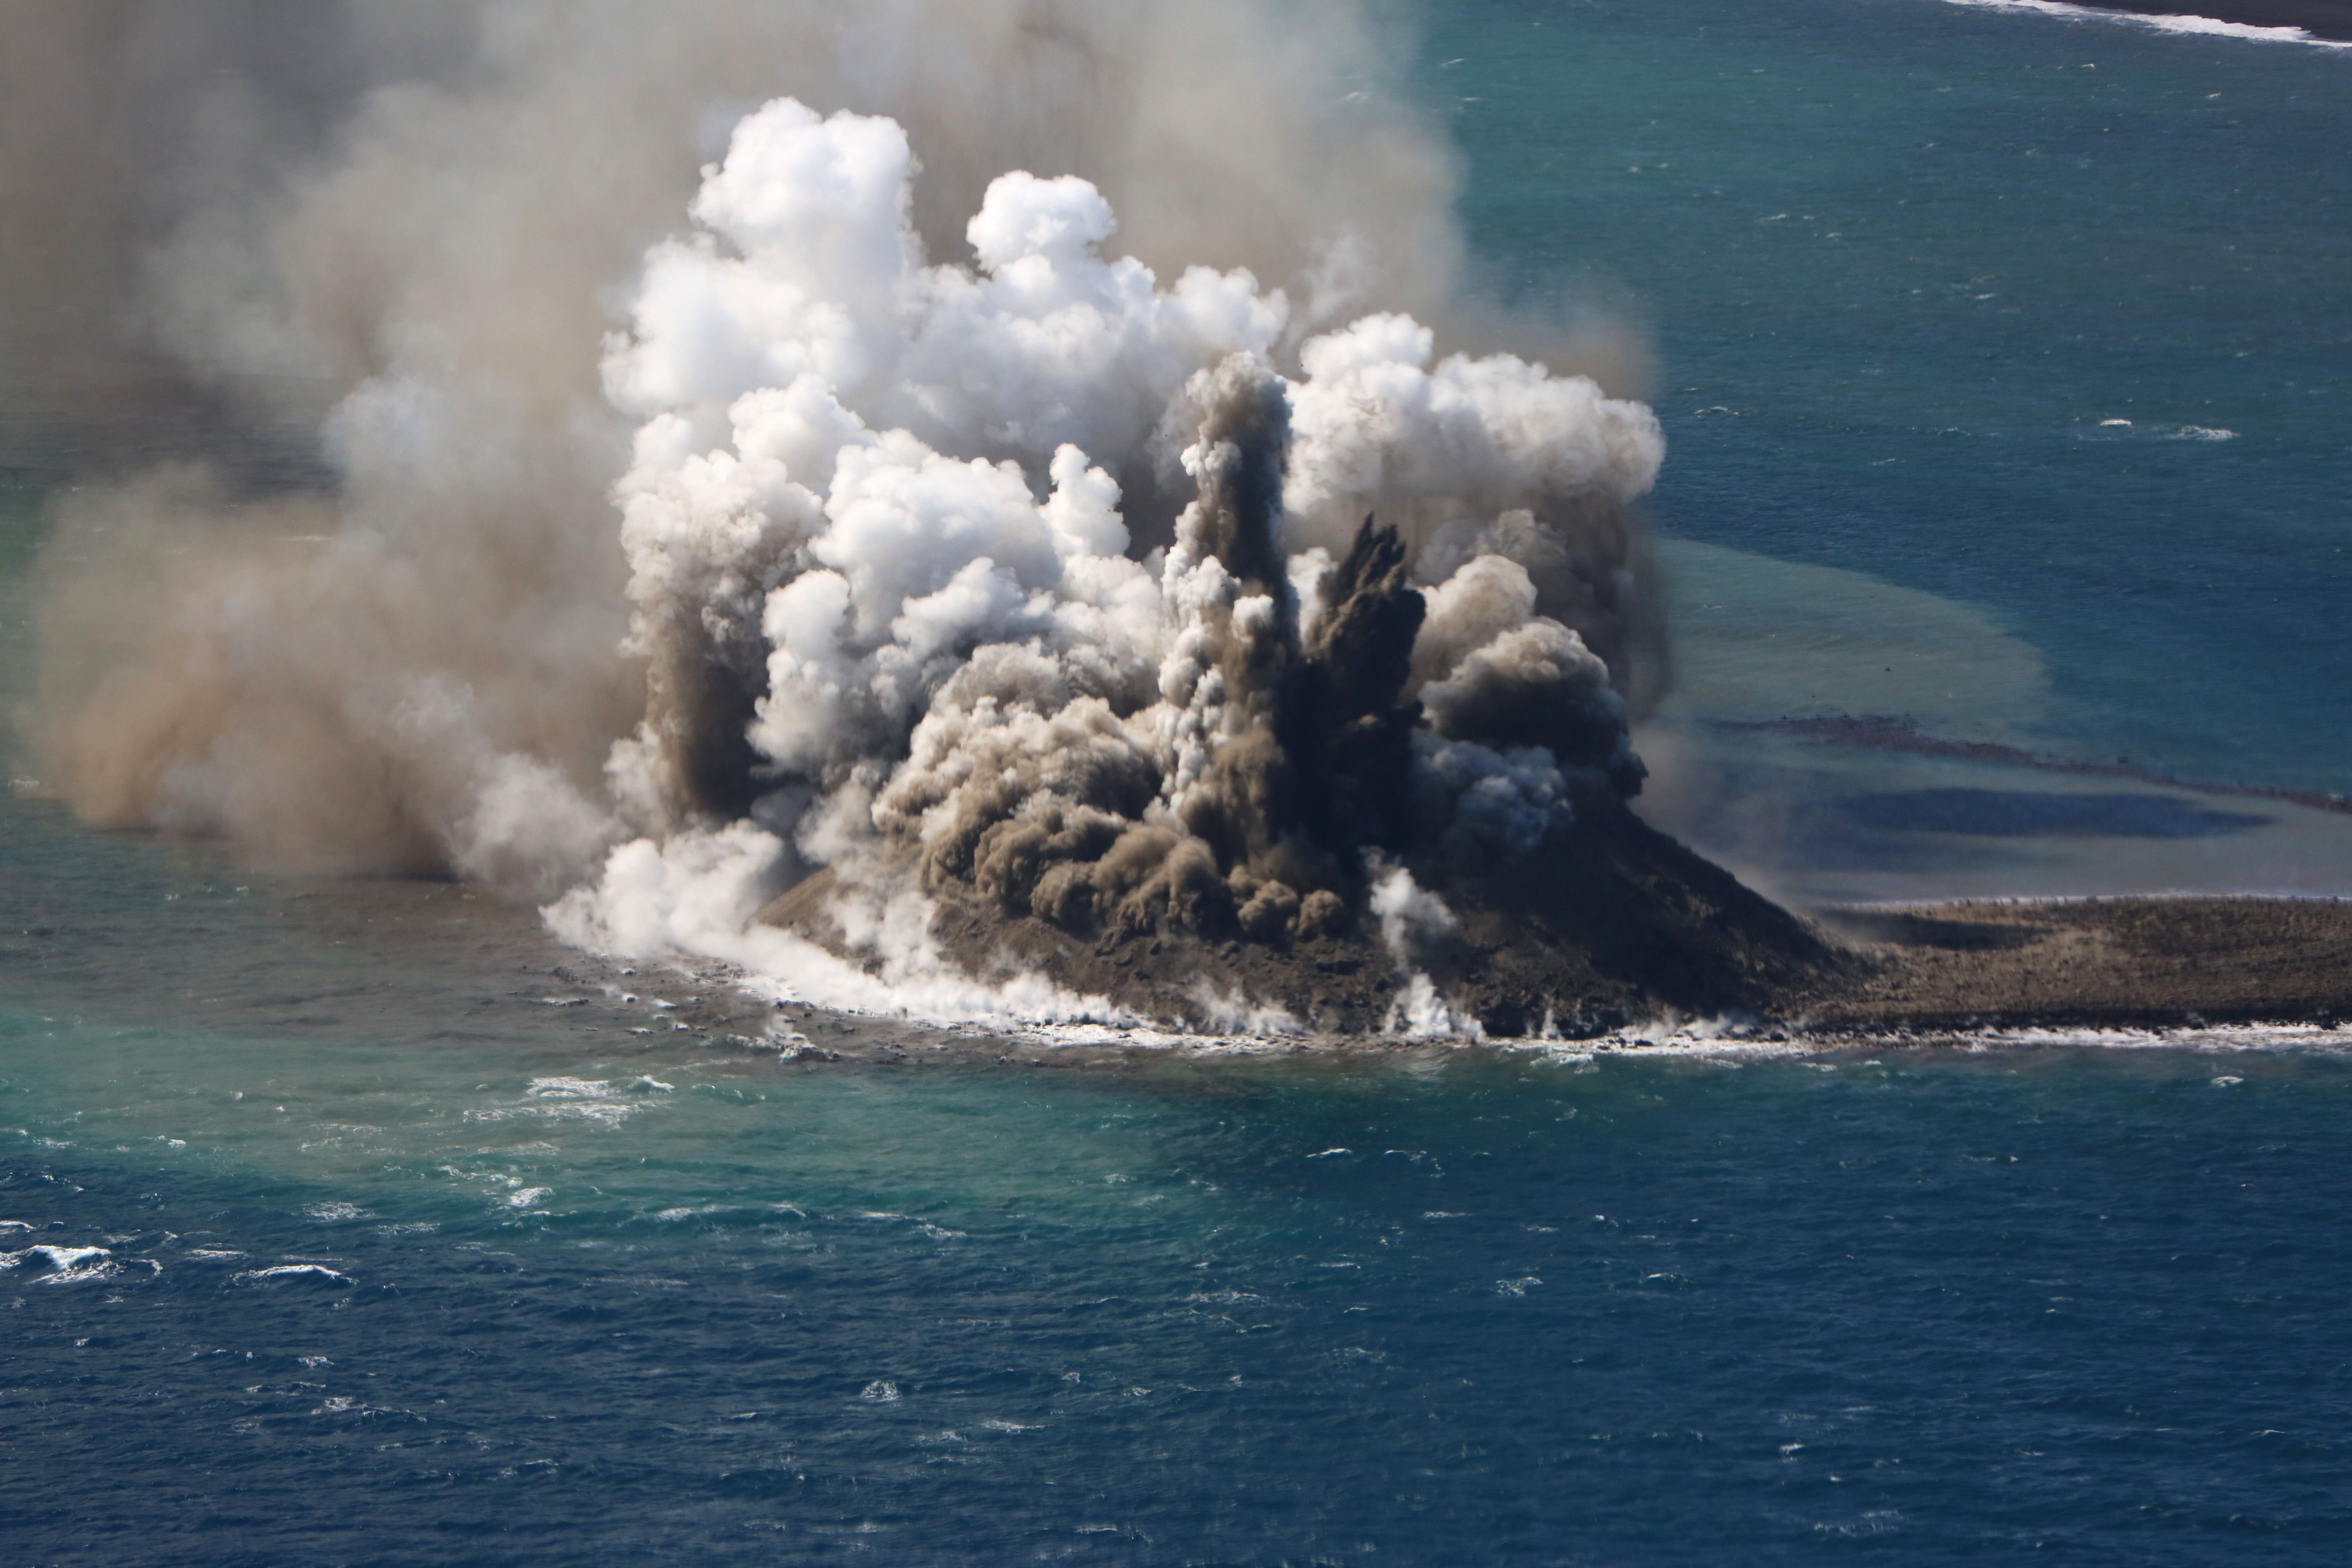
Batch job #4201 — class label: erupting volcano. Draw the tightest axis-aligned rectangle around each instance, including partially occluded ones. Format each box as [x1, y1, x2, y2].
[541, 101, 1838, 1033]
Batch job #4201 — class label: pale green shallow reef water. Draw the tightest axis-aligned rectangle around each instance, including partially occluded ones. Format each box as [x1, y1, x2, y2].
[6, 2, 2352, 1563]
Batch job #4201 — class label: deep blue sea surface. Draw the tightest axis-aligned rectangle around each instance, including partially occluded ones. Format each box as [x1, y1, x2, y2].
[6, 877, 2351, 1564]
[1430, 0, 2352, 794]
[7, 2, 2352, 1563]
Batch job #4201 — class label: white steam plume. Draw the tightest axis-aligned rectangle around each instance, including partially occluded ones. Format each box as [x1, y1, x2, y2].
[11, 2, 1667, 1025]
[554, 97, 1660, 1020]
[15, 0, 1480, 886]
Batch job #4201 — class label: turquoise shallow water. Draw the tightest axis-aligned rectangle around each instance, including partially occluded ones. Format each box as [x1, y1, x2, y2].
[8, 2, 2352, 1562]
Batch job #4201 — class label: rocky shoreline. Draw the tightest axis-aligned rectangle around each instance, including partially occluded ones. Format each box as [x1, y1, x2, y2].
[759, 796, 1853, 1039]
[1788, 895, 2352, 1033]
[567, 890, 2352, 1067]
[754, 807, 2352, 1045]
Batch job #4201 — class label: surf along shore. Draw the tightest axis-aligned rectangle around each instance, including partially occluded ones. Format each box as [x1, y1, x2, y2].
[737, 891, 2352, 1051]
[752, 799, 2352, 1043]
[717, 890, 2352, 1054]
[2054, 0, 2352, 39]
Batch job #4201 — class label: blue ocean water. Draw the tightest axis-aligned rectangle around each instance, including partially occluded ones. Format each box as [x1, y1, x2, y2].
[7, 3, 2352, 1563]
[1427, 0, 2352, 793]
[6, 884, 2352, 1564]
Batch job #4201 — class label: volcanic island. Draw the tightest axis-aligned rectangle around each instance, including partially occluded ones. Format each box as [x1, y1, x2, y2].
[748, 503, 2352, 1040]
[723, 352, 2352, 1047]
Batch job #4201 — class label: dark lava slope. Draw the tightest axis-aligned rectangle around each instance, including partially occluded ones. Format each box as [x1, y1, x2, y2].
[761, 797, 1848, 1037]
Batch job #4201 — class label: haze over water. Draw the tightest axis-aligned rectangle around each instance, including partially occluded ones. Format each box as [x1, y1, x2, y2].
[5, 2, 2351, 1562]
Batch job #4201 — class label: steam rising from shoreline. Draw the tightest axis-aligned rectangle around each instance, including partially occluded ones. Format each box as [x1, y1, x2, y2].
[11, 1, 1666, 1022]
[553, 98, 1661, 1016]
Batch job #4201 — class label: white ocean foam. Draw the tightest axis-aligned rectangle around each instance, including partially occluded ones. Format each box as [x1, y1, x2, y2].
[1907, 1022, 2352, 1051]
[648, 1201, 805, 1222]
[1939, 0, 2352, 48]
[467, 1100, 635, 1126]
[979, 1011, 2352, 1060]
[599, 933, 2352, 1060]
[465, 1074, 677, 1129]
[528, 1076, 618, 1099]
[236, 1263, 354, 1285]
[1542, 1020, 2350, 1059]
[546, 824, 1138, 1030]
[1, 1245, 123, 1284]
[1833, 892, 2352, 911]
[2084, 419, 2240, 442]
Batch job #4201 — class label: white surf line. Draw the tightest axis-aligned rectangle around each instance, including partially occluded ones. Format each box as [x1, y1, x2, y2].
[1938, 0, 2352, 47]
[1822, 891, 2352, 911]
[1791, 1021, 2352, 1052]
[982, 1018, 2352, 1058]
[657, 934, 2352, 1060]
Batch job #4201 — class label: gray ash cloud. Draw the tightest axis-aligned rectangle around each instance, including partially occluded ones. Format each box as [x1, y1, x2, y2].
[5, 2, 1674, 1023]
[543, 105, 1666, 1024]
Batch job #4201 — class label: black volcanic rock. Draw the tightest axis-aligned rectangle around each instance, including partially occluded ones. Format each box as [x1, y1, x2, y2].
[1274, 517, 1426, 860]
[760, 795, 1852, 1036]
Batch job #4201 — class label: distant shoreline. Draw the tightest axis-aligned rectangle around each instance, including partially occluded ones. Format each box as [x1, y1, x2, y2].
[2025, 0, 2352, 40]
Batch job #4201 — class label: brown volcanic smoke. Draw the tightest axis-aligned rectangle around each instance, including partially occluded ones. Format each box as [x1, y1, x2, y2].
[7, 0, 1706, 1027]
